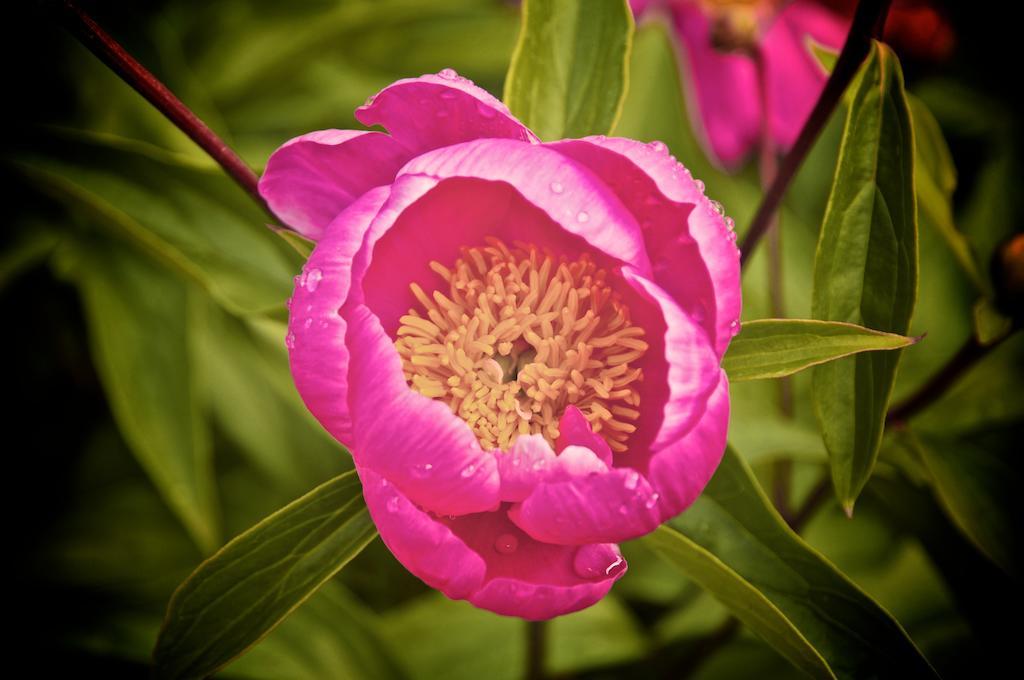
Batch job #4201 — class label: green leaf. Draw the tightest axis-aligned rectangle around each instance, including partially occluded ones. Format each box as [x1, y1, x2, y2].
[723, 319, 916, 381]
[70, 238, 220, 554]
[643, 448, 937, 679]
[15, 131, 299, 315]
[382, 594, 645, 680]
[503, 0, 633, 140]
[811, 41, 918, 513]
[908, 95, 985, 293]
[153, 470, 377, 680]
[907, 428, 1020, 576]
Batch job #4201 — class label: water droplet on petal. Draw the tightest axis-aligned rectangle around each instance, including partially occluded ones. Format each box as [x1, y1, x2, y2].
[285, 297, 293, 310]
[460, 463, 476, 478]
[617, 504, 629, 515]
[645, 492, 660, 509]
[303, 317, 313, 330]
[438, 68, 458, 80]
[305, 268, 322, 292]
[648, 140, 667, 153]
[549, 181, 564, 194]
[709, 200, 725, 216]
[576, 210, 590, 223]
[573, 544, 627, 579]
[494, 533, 519, 554]
[363, 94, 376, 107]
[725, 216, 736, 231]
[285, 332, 296, 349]
[695, 179, 705, 192]
[624, 470, 640, 490]
[413, 463, 434, 478]
[386, 496, 400, 513]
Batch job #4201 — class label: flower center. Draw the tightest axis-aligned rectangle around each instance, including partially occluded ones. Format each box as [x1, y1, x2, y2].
[395, 239, 648, 452]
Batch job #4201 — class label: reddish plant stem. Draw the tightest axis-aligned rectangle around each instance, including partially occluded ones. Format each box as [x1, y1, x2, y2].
[886, 333, 1008, 428]
[56, 1, 270, 215]
[738, 0, 892, 268]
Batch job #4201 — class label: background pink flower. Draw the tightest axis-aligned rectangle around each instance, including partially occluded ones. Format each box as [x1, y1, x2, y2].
[259, 70, 740, 619]
[633, 0, 849, 169]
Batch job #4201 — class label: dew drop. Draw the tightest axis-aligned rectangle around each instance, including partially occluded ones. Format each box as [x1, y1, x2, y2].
[573, 544, 627, 579]
[285, 332, 296, 349]
[460, 463, 476, 478]
[624, 470, 640, 490]
[695, 179, 705, 192]
[725, 216, 736, 231]
[386, 496, 400, 513]
[727, 230, 738, 243]
[363, 94, 376, 108]
[648, 140, 667, 153]
[549, 181, 564, 194]
[494, 533, 519, 554]
[438, 68, 458, 80]
[709, 200, 725, 216]
[285, 296, 293, 310]
[303, 317, 313, 330]
[413, 462, 434, 478]
[617, 504, 629, 515]
[576, 210, 590, 223]
[645, 492, 660, 509]
[305, 268, 322, 292]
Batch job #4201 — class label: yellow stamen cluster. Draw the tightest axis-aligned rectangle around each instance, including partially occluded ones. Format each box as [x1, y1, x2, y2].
[395, 239, 648, 452]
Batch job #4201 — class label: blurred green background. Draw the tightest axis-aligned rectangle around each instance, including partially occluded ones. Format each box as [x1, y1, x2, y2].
[3, 0, 1020, 677]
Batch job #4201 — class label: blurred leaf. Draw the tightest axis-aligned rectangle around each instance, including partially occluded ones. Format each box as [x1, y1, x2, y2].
[908, 95, 985, 293]
[811, 42, 918, 513]
[382, 593, 645, 680]
[906, 428, 1020, 576]
[0, 227, 59, 291]
[190, 297, 348, 493]
[70, 238, 219, 554]
[153, 470, 376, 680]
[724, 319, 916, 382]
[972, 297, 1013, 346]
[15, 132, 299, 315]
[643, 447, 936, 679]
[221, 582, 406, 680]
[504, 0, 633, 139]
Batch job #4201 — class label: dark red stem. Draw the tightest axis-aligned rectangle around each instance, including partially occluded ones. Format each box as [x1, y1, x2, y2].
[738, 0, 892, 268]
[57, 1, 269, 215]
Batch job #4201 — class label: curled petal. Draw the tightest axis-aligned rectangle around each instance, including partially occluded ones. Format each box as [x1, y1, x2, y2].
[497, 435, 557, 503]
[362, 466, 626, 620]
[556, 406, 613, 466]
[342, 302, 501, 517]
[356, 71, 538, 156]
[562, 136, 741, 358]
[287, 186, 390, 445]
[647, 371, 730, 520]
[359, 466, 486, 600]
[259, 130, 410, 240]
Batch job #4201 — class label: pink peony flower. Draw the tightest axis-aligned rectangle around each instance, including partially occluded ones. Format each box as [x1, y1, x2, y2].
[633, 0, 849, 169]
[259, 70, 740, 619]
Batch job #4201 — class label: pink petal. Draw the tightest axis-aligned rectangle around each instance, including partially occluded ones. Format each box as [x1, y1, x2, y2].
[355, 71, 538, 156]
[508, 459, 663, 545]
[668, 3, 761, 168]
[556, 406, 613, 466]
[362, 466, 626, 620]
[558, 136, 741, 358]
[287, 186, 390, 446]
[259, 130, 411, 241]
[497, 435, 557, 503]
[359, 466, 486, 600]
[647, 371, 730, 518]
[621, 269, 721, 454]
[442, 510, 626, 620]
[763, 1, 849, 149]
[342, 301, 501, 517]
